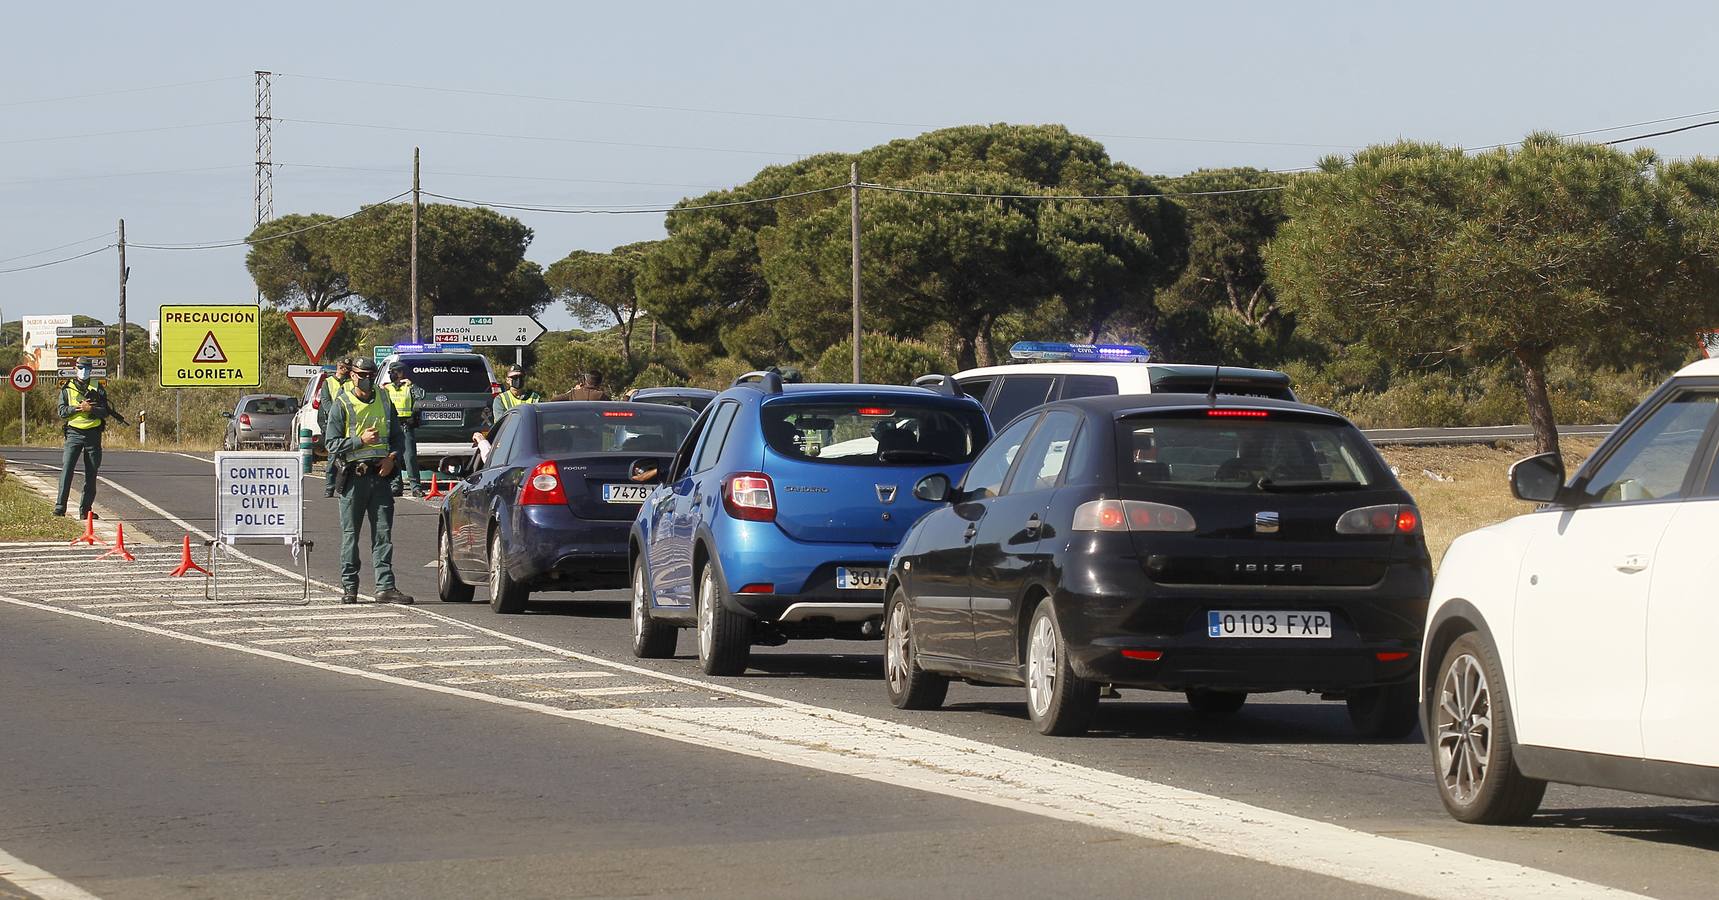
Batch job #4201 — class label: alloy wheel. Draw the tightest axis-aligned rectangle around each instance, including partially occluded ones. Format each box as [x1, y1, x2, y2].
[1436, 653, 1493, 805]
[886, 600, 911, 694]
[698, 569, 715, 661]
[1026, 614, 1057, 719]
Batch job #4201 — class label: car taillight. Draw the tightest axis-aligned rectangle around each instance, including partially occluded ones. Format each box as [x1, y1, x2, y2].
[239, 413, 252, 428]
[519, 460, 567, 506]
[723, 472, 776, 522]
[1072, 499, 1196, 533]
[1335, 504, 1421, 535]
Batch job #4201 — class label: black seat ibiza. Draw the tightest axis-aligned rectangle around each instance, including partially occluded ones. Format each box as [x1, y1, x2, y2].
[884, 394, 1431, 737]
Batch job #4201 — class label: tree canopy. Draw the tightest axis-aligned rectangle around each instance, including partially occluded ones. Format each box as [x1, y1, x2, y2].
[1267, 135, 1719, 454]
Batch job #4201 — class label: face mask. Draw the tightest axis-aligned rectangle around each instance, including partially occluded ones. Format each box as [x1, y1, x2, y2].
[356, 376, 376, 392]
[509, 376, 524, 390]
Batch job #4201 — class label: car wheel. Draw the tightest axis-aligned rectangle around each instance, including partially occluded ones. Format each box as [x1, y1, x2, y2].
[1347, 680, 1420, 739]
[1185, 689, 1247, 715]
[695, 563, 750, 676]
[437, 522, 474, 603]
[884, 587, 948, 710]
[1432, 633, 1547, 824]
[487, 530, 528, 614]
[631, 558, 677, 659]
[1024, 600, 1098, 736]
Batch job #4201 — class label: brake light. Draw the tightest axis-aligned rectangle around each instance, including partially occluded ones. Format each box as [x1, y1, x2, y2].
[1206, 409, 1269, 418]
[1121, 649, 1163, 661]
[857, 407, 894, 416]
[602, 410, 635, 417]
[1335, 504, 1421, 535]
[722, 472, 776, 522]
[1072, 499, 1196, 533]
[239, 413, 252, 428]
[519, 460, 567, 505]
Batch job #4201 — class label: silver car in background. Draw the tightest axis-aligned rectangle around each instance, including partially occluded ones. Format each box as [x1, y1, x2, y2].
[222, 394, 299, 450]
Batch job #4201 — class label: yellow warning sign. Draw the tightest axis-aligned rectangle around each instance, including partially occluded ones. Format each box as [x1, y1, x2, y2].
[159, 304, 260, 387]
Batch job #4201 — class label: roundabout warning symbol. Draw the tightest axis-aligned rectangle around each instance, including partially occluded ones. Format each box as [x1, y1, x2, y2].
[194, 331, 228, 363]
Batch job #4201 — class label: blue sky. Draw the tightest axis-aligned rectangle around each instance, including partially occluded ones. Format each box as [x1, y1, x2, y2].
[3, 0, 1715, 332]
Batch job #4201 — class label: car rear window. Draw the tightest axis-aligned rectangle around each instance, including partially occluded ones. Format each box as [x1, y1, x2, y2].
[1118, 415, 1382, 490]
[244, 397, 295, 415]
[762, 402, 989, 466]
[537, 407, 693, 455]
[401, 358, 491, 393]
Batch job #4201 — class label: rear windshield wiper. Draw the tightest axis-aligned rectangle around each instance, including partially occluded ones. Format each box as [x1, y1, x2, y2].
[1254, 477, 1365, 492]
[880, 449, 956, 463]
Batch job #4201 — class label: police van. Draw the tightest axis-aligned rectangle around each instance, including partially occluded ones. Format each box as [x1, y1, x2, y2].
[928, 342, 1295, 428]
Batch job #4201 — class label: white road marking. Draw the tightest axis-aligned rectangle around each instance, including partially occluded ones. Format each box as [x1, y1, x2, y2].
[0, 843, 102, 900]
[0, 591, 1645, 900]
[492, 671, 617, 681]
[369, 645, 513, 654]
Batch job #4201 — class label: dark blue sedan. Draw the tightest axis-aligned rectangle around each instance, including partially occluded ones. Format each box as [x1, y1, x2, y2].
[436, 401, 696, 612]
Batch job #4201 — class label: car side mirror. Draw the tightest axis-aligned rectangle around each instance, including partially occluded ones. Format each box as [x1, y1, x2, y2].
[1509, 452, 1566, 504]
[914, 473, 954, 503]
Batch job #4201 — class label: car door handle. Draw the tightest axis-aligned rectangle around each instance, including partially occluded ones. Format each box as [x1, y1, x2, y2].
[963, 523, 978, 542]
[1616, 553, 1649, 574]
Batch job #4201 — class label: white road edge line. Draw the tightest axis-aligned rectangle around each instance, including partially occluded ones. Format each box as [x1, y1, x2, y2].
[0, 594, 1642, 900]
[0, 843, 103, 900]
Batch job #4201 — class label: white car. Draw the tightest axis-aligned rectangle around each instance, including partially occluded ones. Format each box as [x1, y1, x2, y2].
[1424, 357, 1719, 823]
[932, 342, 1295, 428]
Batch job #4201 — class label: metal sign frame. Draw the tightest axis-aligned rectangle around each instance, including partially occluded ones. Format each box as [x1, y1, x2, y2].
[208, 451, 313, 603]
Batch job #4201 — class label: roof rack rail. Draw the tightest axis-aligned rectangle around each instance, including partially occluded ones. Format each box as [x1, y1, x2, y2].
[912, 373, 962, 398]
[731, 370, 784, 394]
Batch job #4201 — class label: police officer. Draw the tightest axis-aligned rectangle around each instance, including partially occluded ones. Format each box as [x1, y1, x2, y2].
[55, 356, 113, 518]
[491, 364, 541, 422]
[319, 357, 356, 498]
[324, 358, 414, 605]
[382, 361, 422, 498]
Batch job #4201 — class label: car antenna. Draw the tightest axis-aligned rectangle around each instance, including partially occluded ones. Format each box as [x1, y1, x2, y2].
[1207, 365, 1222, 406]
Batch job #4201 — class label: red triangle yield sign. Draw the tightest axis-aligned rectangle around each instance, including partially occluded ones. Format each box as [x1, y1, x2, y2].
[285, 311, 345, 364]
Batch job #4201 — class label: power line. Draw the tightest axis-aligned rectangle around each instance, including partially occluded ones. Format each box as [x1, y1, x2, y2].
[273, 72, 1360, 152]
[0, 230, 117, 265]
[274, 117, 806, 157]
[0, 244, 114, 275]
[420, 185, 849, 215]
[0, 121, 240, 147]
[0, 75, 244, 109]
[128, 189, 412, 250]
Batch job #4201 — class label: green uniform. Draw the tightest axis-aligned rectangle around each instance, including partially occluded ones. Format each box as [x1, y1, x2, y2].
[383, 381, 419, 492]
[320, 374, 354, 493]
[325, 388, 404, 594]
[490, 388, 541, 427]
[55, 379, 109, 517]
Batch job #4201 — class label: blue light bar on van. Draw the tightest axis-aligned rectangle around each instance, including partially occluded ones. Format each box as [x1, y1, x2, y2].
[1009, 341, 1152, 363]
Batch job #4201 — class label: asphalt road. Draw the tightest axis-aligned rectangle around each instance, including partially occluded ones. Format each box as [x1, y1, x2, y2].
[2, 447, 1714, 899]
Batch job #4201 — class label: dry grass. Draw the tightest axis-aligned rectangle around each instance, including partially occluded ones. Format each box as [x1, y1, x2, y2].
[1379, 438, 1603, 570]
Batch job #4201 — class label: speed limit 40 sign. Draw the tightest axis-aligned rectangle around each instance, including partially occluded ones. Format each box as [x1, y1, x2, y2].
[9, 365, 36, 392]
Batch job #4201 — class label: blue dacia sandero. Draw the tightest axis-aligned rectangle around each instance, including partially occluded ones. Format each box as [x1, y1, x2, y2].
[629, 371, 992, 675]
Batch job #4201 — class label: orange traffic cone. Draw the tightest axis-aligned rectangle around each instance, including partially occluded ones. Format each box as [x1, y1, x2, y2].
[69, 510, 100, 546]
[169, 534, 210, 577]
[98, 523, 137, 561]
[424, 472, 445, 499]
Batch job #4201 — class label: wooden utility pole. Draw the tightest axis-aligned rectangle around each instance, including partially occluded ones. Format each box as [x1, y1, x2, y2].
[116, 218, 127, 378]
[850, 161, 862, 384]
[410, 147, 421, 344]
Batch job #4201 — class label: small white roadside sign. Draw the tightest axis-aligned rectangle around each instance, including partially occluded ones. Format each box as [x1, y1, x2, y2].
[216, 451, 302, 545]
